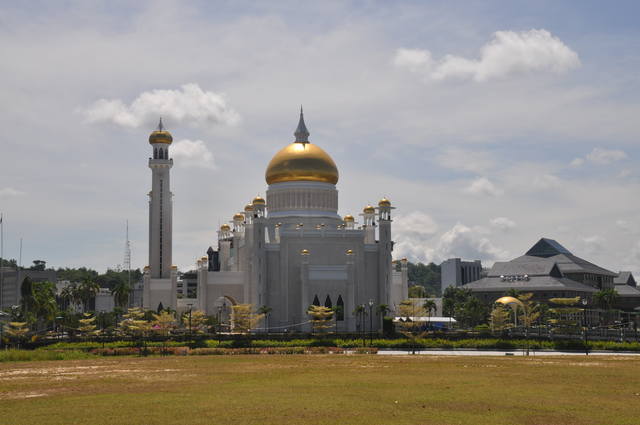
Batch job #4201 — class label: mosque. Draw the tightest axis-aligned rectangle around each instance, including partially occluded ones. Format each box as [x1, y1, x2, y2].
[143, 110, 408, 331]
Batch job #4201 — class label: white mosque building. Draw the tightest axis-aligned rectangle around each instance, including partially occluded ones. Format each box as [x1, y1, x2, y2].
[143, 111, 408, 331]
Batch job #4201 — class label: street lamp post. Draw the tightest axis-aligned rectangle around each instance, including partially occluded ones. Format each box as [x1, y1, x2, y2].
[368, 299, 374, 347]
[360, 304, 366, 347]
[187, 303, 193, 340]
[582, 298, 589, 356]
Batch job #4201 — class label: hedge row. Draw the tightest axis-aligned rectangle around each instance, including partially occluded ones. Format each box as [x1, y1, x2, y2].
[29, 338, 640, 353]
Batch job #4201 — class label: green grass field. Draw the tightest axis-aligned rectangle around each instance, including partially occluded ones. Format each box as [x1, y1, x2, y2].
[1, 354, 639, 425]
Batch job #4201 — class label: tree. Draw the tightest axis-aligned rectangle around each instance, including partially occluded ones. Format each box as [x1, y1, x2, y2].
[490, 305, 511, 333]
[515, 293, 540, 327]
[29, 260, 47, 271]
[353, 304, 366, 332]
[181, 310, 208, 334]
[231, 304, 264, 334]
[307, 305, 334, 334]
[548, 297, 582, 334]
[119, 307, 152, 339]
[408, 285, 427, 298]
[152, 311, 176, 337]
[31, 281, 59, 329]
[20, 277, 34, 315]
[257, 305, 273, 333]
[423, 299, 437, 329]
[457, 296, 488, 328]
[4, 322, 29, 347]
[60, 282, 80, 311]
[407, 262, 442, 296]
[593, 289, 618, 311]
[77, 279, 100, 312]
[77, 313, 99, 339]
[111, 280, 131, 310]
[396, 299, 427, 354]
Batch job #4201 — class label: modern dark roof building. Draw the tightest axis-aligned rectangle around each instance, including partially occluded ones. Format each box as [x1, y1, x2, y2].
[613, 271, 640, 311]
[463, 238, 621, 305]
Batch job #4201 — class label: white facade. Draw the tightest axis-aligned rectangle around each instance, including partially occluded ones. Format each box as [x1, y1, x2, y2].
[144, 113, 408, 330]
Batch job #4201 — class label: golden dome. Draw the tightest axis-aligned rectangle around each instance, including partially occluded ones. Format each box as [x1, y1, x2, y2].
[253, 196, 266, 205]
[300, 249, 310, 255]
[378, 198, 391, 207]
[244, 204, 254, 212]
[233, 213, 244, 221]
[148, 118, 173, 145]
[363, 205, 375, 214]
[346, 249, 354, 255]
[343, 214, 355, 222]
[220, 224, 231, 231]
[265, 110, 338, 185]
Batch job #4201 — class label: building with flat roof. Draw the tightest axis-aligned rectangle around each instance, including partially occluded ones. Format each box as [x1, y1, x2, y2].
[441, 258, 482, 293]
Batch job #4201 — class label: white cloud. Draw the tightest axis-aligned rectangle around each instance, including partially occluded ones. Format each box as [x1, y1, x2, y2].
[171, 139, 215, 169]
[490, 217, 516, 231]
[572, 147, 628, 167]
[436, 223, 509, 262]
[464, 177, 503, 196]
[0, 187, 25, 198]
[395, 29, 580, 82]
[394, 211, 439, 237]
[579, 235, 605, 256]
[81, 83, 240, 129]
[436, 148, 494, 174]
[570, 157, 585, 167]
[531, 173, 561, 190]
[586, 148, 628, 165]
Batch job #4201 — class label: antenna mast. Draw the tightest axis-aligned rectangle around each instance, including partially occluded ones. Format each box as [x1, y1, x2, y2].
[124, 220, 132, 289]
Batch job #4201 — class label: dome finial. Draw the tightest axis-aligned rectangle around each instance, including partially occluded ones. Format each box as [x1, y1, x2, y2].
[157, 117, 164, 131]
[294, 106, 309, 143]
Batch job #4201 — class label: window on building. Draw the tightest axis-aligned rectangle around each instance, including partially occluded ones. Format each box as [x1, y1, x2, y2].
[336, 295, 344, 321]
[324, 295, 332, 309]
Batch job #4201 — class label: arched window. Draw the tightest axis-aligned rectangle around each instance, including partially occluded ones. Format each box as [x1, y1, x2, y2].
[336, 295, 344, 321]
[324, 295, 332, 309]
[154, 147, 158, 159]
[312, 295, 320, 306]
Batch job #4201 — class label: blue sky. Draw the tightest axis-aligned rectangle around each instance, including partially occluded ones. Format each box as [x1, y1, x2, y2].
[0, 0, 638, 275]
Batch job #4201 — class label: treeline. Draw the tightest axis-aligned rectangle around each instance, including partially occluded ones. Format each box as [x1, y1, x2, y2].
[407, 261, 441, 297]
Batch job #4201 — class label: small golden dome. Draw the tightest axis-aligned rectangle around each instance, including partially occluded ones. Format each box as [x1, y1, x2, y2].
[378, 198, 391, 207]
[233, 213, 244, 221]
[148, 118, 173, 145]
[343, 214, 355, 222]
[363, 205, 375, 214]
[244, 204, 254, 212]
[346, 249, 354, 255]
[201, 256, 208, 261]
[253, 196, 266, 205]
[300, 249, 310, 255]
[171, 265, 178, 270]
[220, 224, 231, 231]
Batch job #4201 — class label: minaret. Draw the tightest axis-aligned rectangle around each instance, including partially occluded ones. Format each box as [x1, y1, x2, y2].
[148, 118, 173, 279]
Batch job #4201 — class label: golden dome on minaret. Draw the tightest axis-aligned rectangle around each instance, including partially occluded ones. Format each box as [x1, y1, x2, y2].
[148, 118, 173, 144]
[265, 108, 339, 185]
[378, 198, 391, 207]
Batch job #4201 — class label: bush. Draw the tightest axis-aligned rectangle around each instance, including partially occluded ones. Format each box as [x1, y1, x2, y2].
[0, 350, 94, 362]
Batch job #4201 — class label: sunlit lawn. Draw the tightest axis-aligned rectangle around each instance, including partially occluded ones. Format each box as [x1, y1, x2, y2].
[1, 354, 639, 425]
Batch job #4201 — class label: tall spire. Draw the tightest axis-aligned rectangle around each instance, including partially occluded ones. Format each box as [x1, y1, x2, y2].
[157, 117, 164, 131]
[294, 106, 309, 143]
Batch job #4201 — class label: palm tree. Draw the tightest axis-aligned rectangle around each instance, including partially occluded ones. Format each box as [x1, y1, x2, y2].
[111, 281, 131, 310]
[423, 299, 437, 330]
[353, 305, 366, 332]
[257, 305, 273, 333]
[377, 304, 390, 334]
[593, 289, 618, 311]
[77, 279, 100, 312]
[60, 282, 78, 311]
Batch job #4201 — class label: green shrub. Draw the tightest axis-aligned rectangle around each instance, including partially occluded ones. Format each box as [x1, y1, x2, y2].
[0, 349, 94, 362]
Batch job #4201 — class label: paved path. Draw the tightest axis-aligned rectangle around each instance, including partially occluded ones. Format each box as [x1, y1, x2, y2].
[377, 349, 640, 356]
